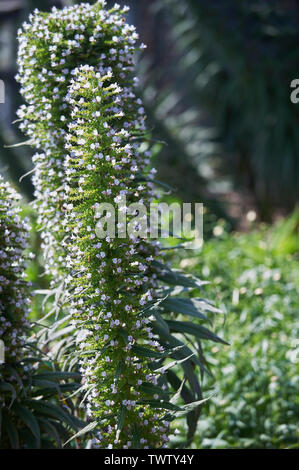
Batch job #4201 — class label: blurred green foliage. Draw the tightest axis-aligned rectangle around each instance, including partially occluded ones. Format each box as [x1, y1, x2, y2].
[145, 0, 299, 219]
[172, 212, 299, 448]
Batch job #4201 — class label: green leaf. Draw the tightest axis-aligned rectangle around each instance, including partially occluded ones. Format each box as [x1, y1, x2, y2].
[116, 405, 126, 440]
[167, 370, 195, 404]
[0, 381, 17, 409]
[131, 344, 166, 359]
[170, 379, 186, 405]
[12, 402, 41, 448]
[3, 412, 19, 449]
[162, 297, 213, 323]
[166, 320, 229, 345]
[33, 371, 81, 381]
[4, 366, 24, 393]
[32, 382, 80, 398]
[138, 382, 169, 398]
[31, 378, 61, 395]
[63, 421, 98, 446]
[174, 396, 212, 418]
[152, 323, 203, 368]
[152, 309, 170, 333]
[24, 399, 80, 431]
[132, 424, 141, 449]
[154, 353, 195, 373]
[38, 418, 62, 448]
[134, 343, 185, 360]
[153, 262, 207, 289]
[4, 138, 34, 148]
[137, 399, 182, 411]
[114, 361, 125, 386]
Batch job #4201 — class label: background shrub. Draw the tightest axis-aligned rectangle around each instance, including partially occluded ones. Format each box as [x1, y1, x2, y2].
[172, 213, 299, 448]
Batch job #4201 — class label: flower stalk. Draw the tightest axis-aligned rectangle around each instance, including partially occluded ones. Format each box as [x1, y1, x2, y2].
[15, 0, 226, 449]
[16, 1, 145, 282]
[64, 64, 170, 449]
[0, 175, 31, 383]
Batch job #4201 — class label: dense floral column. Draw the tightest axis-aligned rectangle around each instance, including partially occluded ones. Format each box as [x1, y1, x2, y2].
[16, 1, 170, 448]
[16, 1, 146, 282]
[64, 64, 169, 449]
[15, 0, 223, 449]
[0, 176, 88, 449]
[0, 175, 31, 407]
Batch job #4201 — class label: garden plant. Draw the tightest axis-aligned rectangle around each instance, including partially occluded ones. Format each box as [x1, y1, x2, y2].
[0, 1, 227, 449]
[1, 0, 295, 453]
[173, 215, 299, 449]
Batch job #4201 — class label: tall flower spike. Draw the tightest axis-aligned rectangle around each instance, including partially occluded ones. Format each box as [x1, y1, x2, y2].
[64, 65, 168, 449]
[0, 175, 31, 405]
[16, 1, 227, 448]
[0, 176, 89, 449]
[16, 1, 144, 283]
